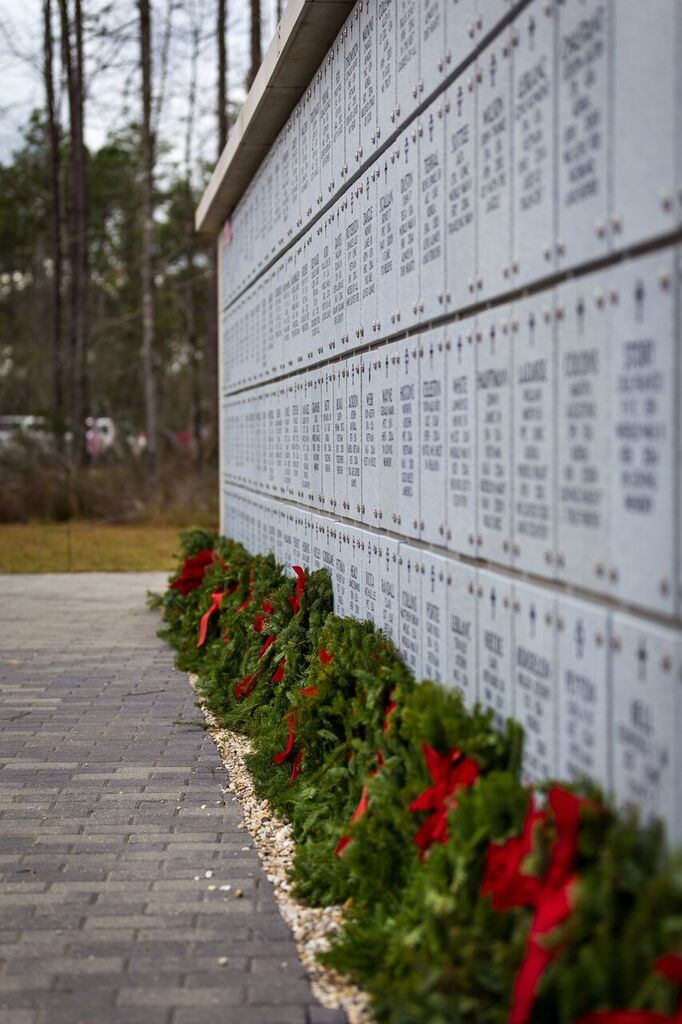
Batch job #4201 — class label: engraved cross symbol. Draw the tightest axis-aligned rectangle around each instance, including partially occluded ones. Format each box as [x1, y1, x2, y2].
[404, 135, 409, 162]
[529, 14, 536, 48]
[489, 324, 496, 354]
[637, 639, 648, 681]
[384, 160, 388, 184]
[528, 312, 536, 346]
[634, 280, 645, 323]
[457, 85, 463, 117]
[490, 53, 497, 87]
[529, 603, 537, 638]
[428, 113, 435, 143]
[457, 337, 463, 363]
[575, 618, 585, 659]
[576, 296, 586, 334]
[490, 588, 497, 619]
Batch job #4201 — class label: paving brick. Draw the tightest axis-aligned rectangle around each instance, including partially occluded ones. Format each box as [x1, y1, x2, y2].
[248, 976, 316, 1004]
[0, 574, 333, 1022]
[174, 1008, 308, 1024]
[118, 987, 244, 1008]
[306, 1008, 349, 1024]
[0, 1011, 38, 1024]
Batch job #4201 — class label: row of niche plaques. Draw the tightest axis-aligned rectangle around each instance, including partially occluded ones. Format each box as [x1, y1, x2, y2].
[221, 0, 681, 328]
[222, 485, 681, 844]
[222, 0, 519, 305]
[222, 248, 680, 617]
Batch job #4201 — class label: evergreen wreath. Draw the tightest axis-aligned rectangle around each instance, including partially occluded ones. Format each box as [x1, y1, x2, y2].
[152, 529, 682, 1024]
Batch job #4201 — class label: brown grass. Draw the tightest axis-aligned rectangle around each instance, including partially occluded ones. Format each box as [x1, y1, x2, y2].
[0, 521, 184, 573]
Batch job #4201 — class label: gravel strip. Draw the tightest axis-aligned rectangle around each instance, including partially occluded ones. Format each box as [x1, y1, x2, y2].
[191, 675, 375, 1024]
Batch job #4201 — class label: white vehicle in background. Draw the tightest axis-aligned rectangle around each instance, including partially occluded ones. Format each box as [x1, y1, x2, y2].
[0, 415, 52, 449]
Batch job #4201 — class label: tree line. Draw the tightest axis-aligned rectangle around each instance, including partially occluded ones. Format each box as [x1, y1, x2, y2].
[0, 0, 265, 480]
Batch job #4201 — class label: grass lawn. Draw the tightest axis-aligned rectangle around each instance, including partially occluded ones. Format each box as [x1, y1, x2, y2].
[0, 522, 183, 573]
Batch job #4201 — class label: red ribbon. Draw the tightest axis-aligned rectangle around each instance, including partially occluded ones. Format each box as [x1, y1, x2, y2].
[290, 749, 304, 782]
[196, 591, 224, 648]
[655, 956, 682, 987]
[383, 689, 398, 731]
[273, 711, 298, 765]
[288, 566, 306, 614]
[319, 648, 333, 665]
[300, 686, 319, 698]
[574, 955, 682, 1024]
[409, 744, 480, 856]
[481, 788, 591, 1024]
[334, 834, 353, 858]
[335, 752, 386, 858]
[272, 658, 286, 683]
[235, 673, 257, 700]
[335, 785, 371, 858]
[253, 599, 275, 633]
[258, 635, 277, 660]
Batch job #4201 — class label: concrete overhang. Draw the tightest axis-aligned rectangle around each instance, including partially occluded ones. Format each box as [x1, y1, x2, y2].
[195, 0, 354, 239]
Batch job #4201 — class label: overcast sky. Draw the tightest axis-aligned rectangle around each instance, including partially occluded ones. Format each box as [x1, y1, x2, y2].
[0, 0, 279, 181]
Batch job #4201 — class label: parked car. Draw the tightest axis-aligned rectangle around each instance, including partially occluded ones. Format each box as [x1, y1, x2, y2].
[0, 415, 52, 450]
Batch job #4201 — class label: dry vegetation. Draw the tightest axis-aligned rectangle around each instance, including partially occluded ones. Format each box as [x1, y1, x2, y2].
[0, 521, 185, 573]
[0, 443, 218, 572]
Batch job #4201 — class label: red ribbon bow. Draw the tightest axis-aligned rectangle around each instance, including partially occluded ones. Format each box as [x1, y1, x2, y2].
[409, 744, 480, 856]
[273, 711, 298, 765]
[170, 549, 215, 596]
[300, 686, 319, 698]
[196, 591, 224, 648]
[288, 566, 306, 615]
[319, 648, 333, 665]
[481, 787, 592, 1024]
[573, 954, 682, 1024]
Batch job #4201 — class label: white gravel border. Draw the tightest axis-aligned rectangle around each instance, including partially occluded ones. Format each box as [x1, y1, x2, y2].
[190, 675, 374, 1024]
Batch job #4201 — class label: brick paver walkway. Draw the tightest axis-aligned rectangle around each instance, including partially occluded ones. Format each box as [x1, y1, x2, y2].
[0, 574, 344, 1024]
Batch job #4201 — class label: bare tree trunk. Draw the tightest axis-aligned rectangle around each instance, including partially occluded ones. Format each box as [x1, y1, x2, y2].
[58, 0, 89, 464]
[217, 0, 228, 152]
[247, 0, 261, 90]
[153, 0, 174, 137]
[185, 213, 202, 470]
[43, 0, 64, 434]
[138, 0, 158, 485]
[205, 0, 229, 464]
[184, 8, 202, 469]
